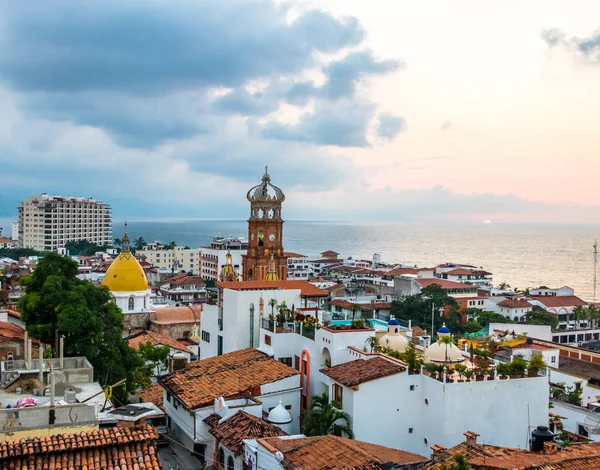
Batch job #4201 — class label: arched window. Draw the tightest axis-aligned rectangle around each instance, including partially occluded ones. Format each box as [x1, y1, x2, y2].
[218, 448, 225, 468]
[128, 296, 135, 311]
[258, 231, 264, 247]
[227, 456, 234, 470]
[248, 268, 253, 281]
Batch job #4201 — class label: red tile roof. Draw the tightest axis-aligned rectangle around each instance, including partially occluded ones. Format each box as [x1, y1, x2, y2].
[530, 296, 588, 308]
[416, 279, 477, 290]
[152, 305, 201, 324]
[161, 274, 205, 287]
[0, 322, 40, 345]
[284, 252, 306, 258]
[320, 357, 405, 387]
[138, 384, 164, 410]
[128, 330, 190, 353]
[206, 411, 286, 456]
[425, 440, 600, 469]
[385, 267, 419, 277]
[497, 299, 532, 308]
[320, 250, 340, 256]
[442, 268, 474, 276]
[0, 426, 161, 470]
[258, 435, 426, 469]
[216, 280, 329, 297]
[160, 348, 299, 410]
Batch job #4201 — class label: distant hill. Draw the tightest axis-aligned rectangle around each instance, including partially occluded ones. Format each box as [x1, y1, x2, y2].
[0, 194, 19, 217]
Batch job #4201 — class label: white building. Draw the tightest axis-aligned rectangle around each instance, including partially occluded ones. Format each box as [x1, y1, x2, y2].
[259, 318, 550, 457]
[530, 286, 575, 297]
[140, 244, 201, 275]
[11, 221, 19, 242]
[158, 273, 207, 304]
[158, 348, 301, 464]
[199, 280, 329, 360]
[18, 194, 112, 251]
[529, 295, 588, 328]
[487, 298, 533, 321]
[200, 236, 247, 280]
[286, 252, 310, 280]
[435, 263, 493, 287]
[0, 237, 17, 249]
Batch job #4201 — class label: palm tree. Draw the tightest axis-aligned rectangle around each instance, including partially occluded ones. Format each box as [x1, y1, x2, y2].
[498, 282, 511, 290]
[438, 335, 455, 372]
[277, 300, 289, 321]
[350, 303, 361, 323]
[113, 238, 122, 249]
[268, 298, 277, 316]
[167, 240, 176, 249]
[302, 393, 354, 439]
[366, 336, 380, 353]
[399, 342, 424, 374]
[134, 236, 146, 251]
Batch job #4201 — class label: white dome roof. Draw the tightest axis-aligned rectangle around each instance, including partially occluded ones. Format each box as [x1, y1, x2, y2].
[425, 341, 464, 363]
[379, 333, 409, 352]
[267, 402, 292, 425]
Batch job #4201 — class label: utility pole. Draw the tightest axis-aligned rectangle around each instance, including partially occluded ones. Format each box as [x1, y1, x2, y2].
[594, 240, 598, 302]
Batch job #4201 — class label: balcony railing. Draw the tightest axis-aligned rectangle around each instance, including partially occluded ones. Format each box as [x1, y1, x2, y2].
[260, 318, 316, 340]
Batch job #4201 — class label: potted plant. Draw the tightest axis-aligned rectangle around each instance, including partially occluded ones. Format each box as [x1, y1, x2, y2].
[527, 353, 547, 377]
[463, 369, 474, 382]
[509, 356, 528, 378]
[497, 362, 510, 379]
[455, 364, 467, 383]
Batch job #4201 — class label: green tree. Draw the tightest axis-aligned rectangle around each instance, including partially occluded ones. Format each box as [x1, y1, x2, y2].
[65, 240, 107, 256]
[440, 454, 470, 470]
[462, 320, 483, 333]
[525, 310, 558, 329]
[302, 393, 354, 439]
[19, 253, 145, 402]
[133, 237, 147, 251]
[138, 341, 171, 381]
[268, 298, 278, 316]
[391, 284, 458, 332]
[0, 247, 44, 259]
[472, 310, 513, 328]
[398, 342, 424, 373]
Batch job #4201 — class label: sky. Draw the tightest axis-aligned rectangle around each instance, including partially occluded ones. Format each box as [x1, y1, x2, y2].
[0, 0, 599, 223]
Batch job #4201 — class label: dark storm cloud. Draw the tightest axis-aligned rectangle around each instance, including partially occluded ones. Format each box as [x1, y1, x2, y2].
[376, 113, 406, 140]
[260, 101, 376, 147]
[0, 1, 365, 93]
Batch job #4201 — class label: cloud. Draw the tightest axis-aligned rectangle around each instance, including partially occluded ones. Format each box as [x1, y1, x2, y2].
[260, 100, 376, 147]
[377, 113, 406, 141]
[441, 120, 452, 130]
[0, 1, 365, 94]
[541, 27, 600, 64]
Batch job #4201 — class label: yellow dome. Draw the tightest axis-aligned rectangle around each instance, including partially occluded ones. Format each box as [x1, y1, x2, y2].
[103, 252, 148, 292]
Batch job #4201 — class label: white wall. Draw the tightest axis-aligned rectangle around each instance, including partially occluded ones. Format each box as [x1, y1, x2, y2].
[199, 303, 219, 359]
[551, 401, 600, 441]
[112, 290, 151, 314]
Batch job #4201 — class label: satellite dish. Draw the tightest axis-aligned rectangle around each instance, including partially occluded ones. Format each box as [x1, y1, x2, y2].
[584, 408, 600, 435]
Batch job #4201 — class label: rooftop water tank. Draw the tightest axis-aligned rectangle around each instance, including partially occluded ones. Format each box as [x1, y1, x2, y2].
[531, 425, 554, 452]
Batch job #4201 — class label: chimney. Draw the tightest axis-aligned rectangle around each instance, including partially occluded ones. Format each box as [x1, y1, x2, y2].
[544, 441, 559, 455]
[464, 431, 480, 446]
[170, 352, 187, 373]
[430, 444, 448, 461]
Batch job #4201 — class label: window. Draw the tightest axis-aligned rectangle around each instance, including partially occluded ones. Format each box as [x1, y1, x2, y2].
[128, 296, 135, 311]
[201, 330, 211, 343]
[424, 398, 429, 406]
[227, 456, 234, 470]
[578, 424, 589, 437]
[279, 357, 292, 367]
[294, 356, 300, 370]
[551, 356, 556, 364]
[332, 383, 343, 406]
[173, 399, 178, 410]
[218, 335, 223, 356]
[218, 448, 225, 468]
[264, 334, 271, 346]
[166, 392, 171, 403]
[410, 385, 415, 391]
[409, 428, 414, 434]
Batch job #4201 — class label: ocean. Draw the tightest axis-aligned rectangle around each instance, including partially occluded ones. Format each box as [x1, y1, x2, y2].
[2, 217, 598, 301]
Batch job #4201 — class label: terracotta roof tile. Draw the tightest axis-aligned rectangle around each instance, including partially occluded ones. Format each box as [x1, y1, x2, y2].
[320, 357, 405, 387]
[385, 267, 419, 277]
[0, 322, 40, 345]
[258, 435, 426, 469]
[530, 296, 588, 308]
[128, 330, 190, 353]
[151, 305, 201, 324]
[216, 280, 329, 297]
[138, 384, 164, 410]
[207, 411, 286, 456]
[159, 348, 299, 410]
[497, 299, 532, 308]
[0, 426, 160, 470]
[320, 250, 340, 256]
[424, 441, 600, 469]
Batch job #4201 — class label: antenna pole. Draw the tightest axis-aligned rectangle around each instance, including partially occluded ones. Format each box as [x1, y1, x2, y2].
[594, 240, 598, 302]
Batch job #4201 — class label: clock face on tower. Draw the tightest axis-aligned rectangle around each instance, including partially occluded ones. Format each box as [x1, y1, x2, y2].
[269, 233, 276, 242]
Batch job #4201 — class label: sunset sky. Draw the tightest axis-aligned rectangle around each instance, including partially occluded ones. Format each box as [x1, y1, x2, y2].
[1, 0, 599, 222]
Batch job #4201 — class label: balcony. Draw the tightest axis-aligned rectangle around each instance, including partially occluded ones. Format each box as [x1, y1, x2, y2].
[261, 318, 316, 340]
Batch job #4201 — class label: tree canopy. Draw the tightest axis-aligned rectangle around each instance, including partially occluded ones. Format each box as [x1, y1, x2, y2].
[65, 240, 109, 256]
[19, 253, 145, 402]
[390, 284, 460, 333]
[302, 393, 354, 439]
[470, 310, 513, 328]
[525, 310, 559, 329]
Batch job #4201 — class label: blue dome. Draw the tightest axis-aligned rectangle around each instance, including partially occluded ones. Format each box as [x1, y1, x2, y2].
[438, 325, 451, 334]
[388, 318, 400, 326]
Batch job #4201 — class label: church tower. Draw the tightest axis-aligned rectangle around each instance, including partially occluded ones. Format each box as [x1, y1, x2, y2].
[242, 167, 288, 281]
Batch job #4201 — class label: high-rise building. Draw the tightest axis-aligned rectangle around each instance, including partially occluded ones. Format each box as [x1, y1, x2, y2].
[18, 194, 112, 251]
[242, 167, 288, 281]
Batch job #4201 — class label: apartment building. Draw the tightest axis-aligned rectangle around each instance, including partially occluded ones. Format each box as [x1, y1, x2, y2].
[200, 236, 247, 280]
[18, 194, 111, 251]
[140, 243, 201, 275]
